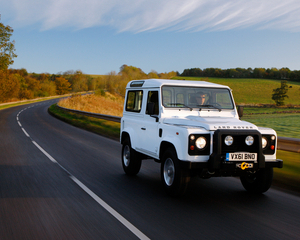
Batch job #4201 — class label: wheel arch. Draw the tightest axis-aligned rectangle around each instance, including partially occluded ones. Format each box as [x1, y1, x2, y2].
[121, 131, 130, 145]
[159, 141, 177, 161]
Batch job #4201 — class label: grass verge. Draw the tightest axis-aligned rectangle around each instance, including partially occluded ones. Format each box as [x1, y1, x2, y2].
[274, 150, 300, 194]
[48, 104, 120, 140]
[49, 103, 300, 195]
[0, 96, 63, 110]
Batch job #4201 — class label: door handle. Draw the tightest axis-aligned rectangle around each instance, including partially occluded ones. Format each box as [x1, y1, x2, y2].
[141, 127, 146, 130]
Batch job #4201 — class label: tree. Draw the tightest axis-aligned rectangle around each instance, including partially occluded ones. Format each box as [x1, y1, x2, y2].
[0, 70, 20, 102]
[272, 80, 289, 106]
[148, 70, 159, 79]
[0, 16, 17, 70]
[119, 64, 147, 80]
[39, 79, 56, 97]
[55, 76, 71, 94]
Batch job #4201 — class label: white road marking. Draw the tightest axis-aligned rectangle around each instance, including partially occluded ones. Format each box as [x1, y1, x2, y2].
[32, 141, 58, 163]
[17, 105, 150, 240]
[21, 128, 30, 137]
[70, 176, 150, 240]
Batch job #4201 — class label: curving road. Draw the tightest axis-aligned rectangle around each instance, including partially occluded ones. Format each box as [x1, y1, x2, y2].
[1, 99, 300, 240]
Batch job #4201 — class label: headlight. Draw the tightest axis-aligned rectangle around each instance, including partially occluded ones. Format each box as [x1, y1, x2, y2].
[245, 136, 254, 146]
[224, 135, 233, 146]
[262, 137, 268, 149]
[195, 137, 206, 149]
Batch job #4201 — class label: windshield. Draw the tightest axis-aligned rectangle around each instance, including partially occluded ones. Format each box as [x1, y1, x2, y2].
[162, 86, 234, 110]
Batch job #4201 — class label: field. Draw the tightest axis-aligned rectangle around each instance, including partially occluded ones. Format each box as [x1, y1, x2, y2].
[58, 92, 124, 117]
[242, 113, 300, 138]
[172, 76, 300, 106]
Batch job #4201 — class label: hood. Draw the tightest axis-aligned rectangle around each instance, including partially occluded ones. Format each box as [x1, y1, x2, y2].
[163, 116, 257, 131]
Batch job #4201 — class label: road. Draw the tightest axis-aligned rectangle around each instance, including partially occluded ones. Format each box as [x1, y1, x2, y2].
[1, 99, 300, 240]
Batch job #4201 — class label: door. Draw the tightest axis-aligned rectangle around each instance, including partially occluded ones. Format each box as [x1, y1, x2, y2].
[139, 90, 161, 158]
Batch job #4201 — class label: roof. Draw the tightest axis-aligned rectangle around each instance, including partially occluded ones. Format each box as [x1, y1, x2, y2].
[126, 79, 230, 89]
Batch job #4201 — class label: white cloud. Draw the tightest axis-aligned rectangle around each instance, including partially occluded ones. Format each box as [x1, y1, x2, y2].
[3, 0, 300, 32]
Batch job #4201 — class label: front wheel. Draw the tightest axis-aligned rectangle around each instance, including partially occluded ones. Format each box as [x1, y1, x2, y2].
[240, 168, 273, 194]
[122, 138, 141, 176]
[161, 148, 190, 196]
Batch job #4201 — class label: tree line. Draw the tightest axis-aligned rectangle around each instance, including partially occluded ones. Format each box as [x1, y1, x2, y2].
[98, 65, 177, 97]
[0, 69, 96, 102]
[181, 67, 300, 82]
[0, 66, 177, 103]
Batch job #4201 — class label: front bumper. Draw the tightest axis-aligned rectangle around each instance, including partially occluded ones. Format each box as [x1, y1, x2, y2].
[179, 159, 283, 171]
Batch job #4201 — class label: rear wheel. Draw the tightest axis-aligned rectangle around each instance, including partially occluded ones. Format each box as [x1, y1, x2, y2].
[161, 148, 190, 196]
[240, 168, 273, 193]
[122, 138, 142, 175]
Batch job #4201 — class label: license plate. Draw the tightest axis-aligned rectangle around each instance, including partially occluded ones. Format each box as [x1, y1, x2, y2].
[226, 153, 257, 162]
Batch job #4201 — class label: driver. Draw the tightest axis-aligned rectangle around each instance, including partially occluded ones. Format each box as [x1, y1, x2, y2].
[196, 92, 206, 105]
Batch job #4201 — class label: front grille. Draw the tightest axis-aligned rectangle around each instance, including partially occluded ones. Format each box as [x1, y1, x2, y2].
[209, 129, 265, 170]
[221, 134, 260, 155]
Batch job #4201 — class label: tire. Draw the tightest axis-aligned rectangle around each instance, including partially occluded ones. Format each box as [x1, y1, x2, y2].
[240, 168, 273, 194]
[122, 138, 142, 176]
[161, 148, 190, 196]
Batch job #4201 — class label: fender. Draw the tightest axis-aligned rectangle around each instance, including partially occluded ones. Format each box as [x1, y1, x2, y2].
[121, 126, 140, 150]
[160, 131, 188, 161]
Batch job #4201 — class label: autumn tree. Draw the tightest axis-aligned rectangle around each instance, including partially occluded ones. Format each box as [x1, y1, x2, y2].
[0, 70, 20, 102]
[272, 80, 289, 106]
[148, 70, 159, 79]
[39, 79, 56, 97]
[119, 64, 148, 80]
[0, 16, 17, 70]
[68, 70, 89, 92]
[55, 76, 71, 94]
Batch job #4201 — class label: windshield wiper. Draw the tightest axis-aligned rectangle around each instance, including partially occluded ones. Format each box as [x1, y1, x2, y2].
[197, 104, 222, 112]
[167, 103, 193, 111]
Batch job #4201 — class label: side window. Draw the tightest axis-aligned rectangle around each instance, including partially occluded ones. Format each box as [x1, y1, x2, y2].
[146, 91, 159, 115]
[125, 90, 143, 112]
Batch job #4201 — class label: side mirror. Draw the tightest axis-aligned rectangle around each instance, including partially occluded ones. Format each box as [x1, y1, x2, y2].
[237, 106, 244, 119]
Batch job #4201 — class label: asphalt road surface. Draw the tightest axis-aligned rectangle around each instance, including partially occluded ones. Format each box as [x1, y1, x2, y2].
[1, 99, 300, 240]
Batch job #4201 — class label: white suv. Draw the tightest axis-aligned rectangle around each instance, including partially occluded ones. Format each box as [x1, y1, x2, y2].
[120, 79, 283, 196]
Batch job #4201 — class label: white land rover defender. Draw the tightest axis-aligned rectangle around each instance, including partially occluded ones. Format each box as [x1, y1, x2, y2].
[120, 79, 283, 196]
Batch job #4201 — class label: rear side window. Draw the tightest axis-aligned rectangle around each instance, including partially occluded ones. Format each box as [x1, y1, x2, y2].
[125, 90, 143, 112]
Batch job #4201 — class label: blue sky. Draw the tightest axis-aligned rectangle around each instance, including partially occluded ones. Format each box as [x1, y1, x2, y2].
[1, 0, 300, 75]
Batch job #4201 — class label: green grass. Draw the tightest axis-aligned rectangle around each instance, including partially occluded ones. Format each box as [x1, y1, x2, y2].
[242, 113, 300, 138]
[274, 150, 300, 193]
[172, 76, 300, 106]
[48, 104, 120, 140]
[243, 107, 300, 114]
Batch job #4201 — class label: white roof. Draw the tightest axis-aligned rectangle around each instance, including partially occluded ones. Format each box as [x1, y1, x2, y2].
[126, 79, 230, 89]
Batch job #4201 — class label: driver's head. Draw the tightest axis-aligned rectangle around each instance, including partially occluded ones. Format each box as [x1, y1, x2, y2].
[196, 92, 206, 105]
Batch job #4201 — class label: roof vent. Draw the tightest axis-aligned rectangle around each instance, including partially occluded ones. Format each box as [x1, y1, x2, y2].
[130, 81, 145, 87]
